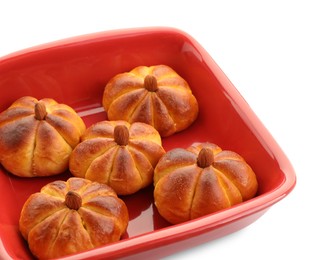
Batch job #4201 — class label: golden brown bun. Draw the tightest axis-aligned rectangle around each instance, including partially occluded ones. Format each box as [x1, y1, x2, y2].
[69, 120, 165, 195]
[0, 96, 86, 177]
[102, 65, 199, 137]
[19, 177, 129, 259]
[153, 142, 258, 224]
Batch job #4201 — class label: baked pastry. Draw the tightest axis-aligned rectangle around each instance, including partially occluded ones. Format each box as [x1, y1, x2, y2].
[153, 142, 258, 224]
[0, 96, 86, 177]
[19, 177, 129, 259]
[102, 65, 199, 137]
[69, 120, 165, 195]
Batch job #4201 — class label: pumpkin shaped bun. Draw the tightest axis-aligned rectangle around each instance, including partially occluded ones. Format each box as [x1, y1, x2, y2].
[102, 65, 199, 137]
[19, 177, 129, 259]
[153, 142, 258, 224]
[69, 120, 165, 195]
[0, 96, 86, 177]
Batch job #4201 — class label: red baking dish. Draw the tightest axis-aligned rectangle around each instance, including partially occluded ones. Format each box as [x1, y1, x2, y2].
[0, 27, 296, 259]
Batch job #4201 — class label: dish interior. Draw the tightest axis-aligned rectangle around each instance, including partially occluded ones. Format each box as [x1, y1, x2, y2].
[0, 29, 287, 259]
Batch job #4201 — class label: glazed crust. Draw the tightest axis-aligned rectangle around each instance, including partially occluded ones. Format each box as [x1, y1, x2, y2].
[0, 96, 86, 177]
[19, 177, 129, 259]
[69, 120, 165, 195]
[102, 65, 199, 137]
[153, 142, 258, 224]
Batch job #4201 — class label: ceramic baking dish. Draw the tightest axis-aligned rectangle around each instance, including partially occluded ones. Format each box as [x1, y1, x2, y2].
[0, 27, 296, 259]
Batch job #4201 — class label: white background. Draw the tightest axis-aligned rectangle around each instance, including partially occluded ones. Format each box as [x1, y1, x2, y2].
[1, 1, 333, 259]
